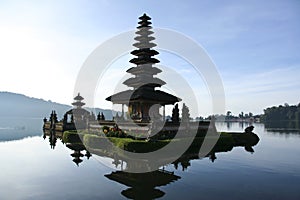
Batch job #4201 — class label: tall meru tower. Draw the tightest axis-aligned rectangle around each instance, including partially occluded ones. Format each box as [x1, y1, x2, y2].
[106, 13, 181, 122]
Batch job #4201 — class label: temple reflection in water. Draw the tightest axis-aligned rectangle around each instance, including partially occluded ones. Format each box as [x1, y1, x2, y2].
[43, 128, 259, 199]
[105, 170, 180, 199]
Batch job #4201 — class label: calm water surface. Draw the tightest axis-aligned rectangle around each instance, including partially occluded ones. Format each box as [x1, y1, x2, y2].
[0, 121, 300, 199]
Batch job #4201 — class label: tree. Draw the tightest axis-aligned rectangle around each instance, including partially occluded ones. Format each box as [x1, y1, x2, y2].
[97, 112, 101, 121]
[297, 106, 300, 129]
[239, 112, 244, 119]
[182, 103, 190, 123]
[284, 103, 289, 107]
[261, 102, 300, 128]
[196, 116, 204, 121]
[249, 112, 253, 117]
[171, 103, 179, 123]
[226, 111, 232, 121]
[226, 111, 232, 117]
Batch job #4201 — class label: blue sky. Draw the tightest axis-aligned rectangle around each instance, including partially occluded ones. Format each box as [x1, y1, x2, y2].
[0, 0, 299, 117]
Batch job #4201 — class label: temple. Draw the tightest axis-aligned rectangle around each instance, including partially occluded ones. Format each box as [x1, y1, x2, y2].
[63, 93, 95, 130]
[43, 13, 217, 137]
[106, 13, 181, 122]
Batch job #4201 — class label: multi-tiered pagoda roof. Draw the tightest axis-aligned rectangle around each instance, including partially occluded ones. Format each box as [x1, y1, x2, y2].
[106, 13, 180, 120]
[72, 93, 85, 108]
[123, 14, 166, 90]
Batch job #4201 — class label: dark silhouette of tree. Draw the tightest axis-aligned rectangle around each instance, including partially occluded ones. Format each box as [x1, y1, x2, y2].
[284, 103, 289, 107]
[226, 111, 232, 117]
[171, 103, 179, 123]
[195, 116, 204, 121]
[97, 112, 105, 121]
[261, 103, 300, 128]
[239, 111, 244, 119]
[249, 112, 253, 117]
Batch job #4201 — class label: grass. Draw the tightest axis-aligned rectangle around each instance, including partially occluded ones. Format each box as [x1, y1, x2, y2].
[64, 131, 257, 154]
[82, 134, 171, 153]
[63, 130, 84, 143]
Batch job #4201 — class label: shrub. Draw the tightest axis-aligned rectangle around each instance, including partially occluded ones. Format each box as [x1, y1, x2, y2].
[63, 131, 83, 143]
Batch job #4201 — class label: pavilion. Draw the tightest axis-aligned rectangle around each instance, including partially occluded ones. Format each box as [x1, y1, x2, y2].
[106, 14, 181, 122]
[63, 93, 94, 130]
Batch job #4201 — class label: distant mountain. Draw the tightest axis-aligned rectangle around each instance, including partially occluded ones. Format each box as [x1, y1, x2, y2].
[0, 91, 71, 119]
[0, 91, 115, 119]
[0, 91, 115, 141]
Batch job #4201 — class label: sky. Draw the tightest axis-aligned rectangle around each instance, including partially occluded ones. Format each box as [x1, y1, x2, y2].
[0, 0, 299, 117]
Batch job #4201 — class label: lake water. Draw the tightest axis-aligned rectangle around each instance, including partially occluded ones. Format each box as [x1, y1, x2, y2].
[0, 120, 300, 199]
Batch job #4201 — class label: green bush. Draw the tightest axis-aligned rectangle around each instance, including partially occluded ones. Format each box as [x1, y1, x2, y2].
[63, 131, 83, 143]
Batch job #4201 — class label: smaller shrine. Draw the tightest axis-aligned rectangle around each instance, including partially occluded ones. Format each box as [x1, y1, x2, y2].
[43, 93, 96, 131]
[62, 93, 95, 130]
[63, 93, 95, 130]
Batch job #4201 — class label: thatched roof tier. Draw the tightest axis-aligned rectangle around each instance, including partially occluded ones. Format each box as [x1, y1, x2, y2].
[129, 57, 159, 65]
[105, 170, 180, 188]
[138, 13, 151, 21]
[106, 88, 181, 105]
[71, 101, 85, 107]
[65, 108, 90, 116]
[131, 49, 158, 56]
[74, 93, 84, 101]
[126, 66, 162, 75]
[123, 77, 165, 88]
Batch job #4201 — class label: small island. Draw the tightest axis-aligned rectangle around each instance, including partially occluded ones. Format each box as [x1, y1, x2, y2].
[43, 14, 259, 165]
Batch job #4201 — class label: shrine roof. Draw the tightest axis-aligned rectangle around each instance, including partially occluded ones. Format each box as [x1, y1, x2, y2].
[106, 88, 181, 105]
